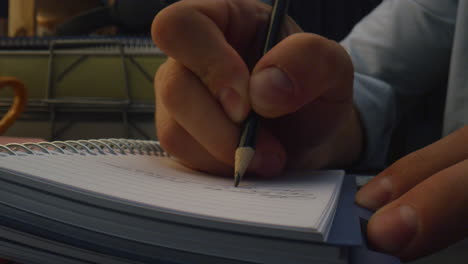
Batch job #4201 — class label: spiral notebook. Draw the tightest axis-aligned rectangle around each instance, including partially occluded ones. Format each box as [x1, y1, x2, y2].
[0, 36, 162, 55]
[0, 139, 361, 264]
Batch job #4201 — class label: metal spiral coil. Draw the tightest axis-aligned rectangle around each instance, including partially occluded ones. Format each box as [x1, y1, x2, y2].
[0, 139, 165, 157]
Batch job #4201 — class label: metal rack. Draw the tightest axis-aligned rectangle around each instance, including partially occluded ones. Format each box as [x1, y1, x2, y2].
[0, 37, 163, 140]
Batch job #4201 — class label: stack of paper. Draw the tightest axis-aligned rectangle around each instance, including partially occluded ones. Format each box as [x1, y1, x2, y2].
[0, 139, 365, 264]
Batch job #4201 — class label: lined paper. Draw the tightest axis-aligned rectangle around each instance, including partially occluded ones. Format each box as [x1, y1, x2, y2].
[0, 154, 344, 240]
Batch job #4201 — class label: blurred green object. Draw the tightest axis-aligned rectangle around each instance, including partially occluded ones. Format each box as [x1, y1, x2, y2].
[0, 53, 165, 101]
[0, 43, 166, 140]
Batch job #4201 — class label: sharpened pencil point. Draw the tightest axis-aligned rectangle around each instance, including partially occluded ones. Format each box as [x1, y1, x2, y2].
[234, 172, 241, 187]
[234, 147, 255, 187]
[233, 0, 288, 188]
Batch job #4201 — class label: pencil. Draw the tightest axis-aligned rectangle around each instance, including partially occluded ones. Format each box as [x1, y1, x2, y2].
[234, 0, 290, 187]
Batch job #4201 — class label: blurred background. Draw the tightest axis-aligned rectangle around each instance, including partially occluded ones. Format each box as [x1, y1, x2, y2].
[0, 0, 382, 142]
[0, 0, 466, 264]
[0, 0, 167, 141]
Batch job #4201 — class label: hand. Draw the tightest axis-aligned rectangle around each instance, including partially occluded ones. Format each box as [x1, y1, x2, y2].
[356, 126, 468, 260]
[151, 0, 361, 177]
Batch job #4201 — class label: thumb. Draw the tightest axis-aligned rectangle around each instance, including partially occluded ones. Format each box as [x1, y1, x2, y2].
[250, 33, 353, 118]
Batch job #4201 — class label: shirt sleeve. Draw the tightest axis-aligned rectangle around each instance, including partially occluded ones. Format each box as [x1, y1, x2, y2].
[340, 0, 456, 170]
[352, 73, 396, 170]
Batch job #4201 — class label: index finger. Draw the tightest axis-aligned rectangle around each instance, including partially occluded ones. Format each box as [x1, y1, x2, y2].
[366, 159, 468, 260]
[152, 0, 269, 122]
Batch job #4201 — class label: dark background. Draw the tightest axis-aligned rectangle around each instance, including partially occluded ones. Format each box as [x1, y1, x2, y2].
[0, 0, 384, 40]
[288, 0, 383, 41]
[0, 0, 7, 18]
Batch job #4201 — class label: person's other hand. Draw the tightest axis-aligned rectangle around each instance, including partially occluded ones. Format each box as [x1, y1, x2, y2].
[356, 126, 468, 260]
[152, 0, 360, 177]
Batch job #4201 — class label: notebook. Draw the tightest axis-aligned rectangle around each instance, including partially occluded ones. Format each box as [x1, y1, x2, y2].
[0, 36, 161, 55]
[0, 139, 361, 263]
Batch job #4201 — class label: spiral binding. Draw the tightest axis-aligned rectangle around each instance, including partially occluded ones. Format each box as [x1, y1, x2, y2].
[0, 36, 157, 50]
[0, 139, 167, 157]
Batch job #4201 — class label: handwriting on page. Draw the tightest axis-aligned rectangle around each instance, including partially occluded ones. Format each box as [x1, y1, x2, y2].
[102, 161, 316, 200]
[205, 185, 316, 199]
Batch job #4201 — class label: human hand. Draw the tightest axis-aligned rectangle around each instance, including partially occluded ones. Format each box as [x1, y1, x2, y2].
[152, 0, 360, 177]
[356, 126, 468, 260]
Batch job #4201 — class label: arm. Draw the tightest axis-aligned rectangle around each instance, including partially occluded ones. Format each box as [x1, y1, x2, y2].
[341, 0, 456, 169]
[340, 1, 466, 260]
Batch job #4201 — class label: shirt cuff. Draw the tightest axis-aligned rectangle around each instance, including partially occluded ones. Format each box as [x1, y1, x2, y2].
[352, 73, 396, 170]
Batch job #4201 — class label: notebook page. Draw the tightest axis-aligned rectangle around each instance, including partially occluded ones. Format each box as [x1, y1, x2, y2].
[0, 154, 344, 237]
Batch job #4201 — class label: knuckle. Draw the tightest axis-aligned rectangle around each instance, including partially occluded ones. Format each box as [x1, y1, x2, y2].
[151, 6, 172, 47]
[290, 33, 328, 50]
[298, 35, 346, 70]
[386, 150, 426, 177]
[151, 4, 188, 50]
[196, 66, 214, 90]
[406, 150, 427, 164]
[154, 60, 169, 85]
[382, 161, 403, 178]
[283, 34, 352, 99]
[297, 34, 337, 63]
[157, 120, 183, 157]
[197, 56, 245, 96]
[455, 125, 468, 140]
[322, 42, 352, 81]
[157, 67, 186, 114]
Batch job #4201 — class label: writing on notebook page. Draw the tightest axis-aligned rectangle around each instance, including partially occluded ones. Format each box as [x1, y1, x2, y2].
[0, 148, 343, 237]
[101, 160, 317, 200]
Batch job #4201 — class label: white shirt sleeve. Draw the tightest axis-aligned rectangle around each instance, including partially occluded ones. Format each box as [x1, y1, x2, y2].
[341, 0, 456, 169]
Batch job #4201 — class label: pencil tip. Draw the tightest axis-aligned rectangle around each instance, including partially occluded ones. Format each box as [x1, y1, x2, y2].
[234, 172, 241, 187]
[234, 147, 255, 188]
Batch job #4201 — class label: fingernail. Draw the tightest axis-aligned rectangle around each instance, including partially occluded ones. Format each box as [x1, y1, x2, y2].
[251, 67, 294, 107]
[356, 177, 393, 210]
[219, 87, 245, 123]
[368, 205, 418, 254]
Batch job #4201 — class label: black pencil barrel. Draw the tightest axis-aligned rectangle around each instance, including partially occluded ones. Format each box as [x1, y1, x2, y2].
[234, 0, 290, 187]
